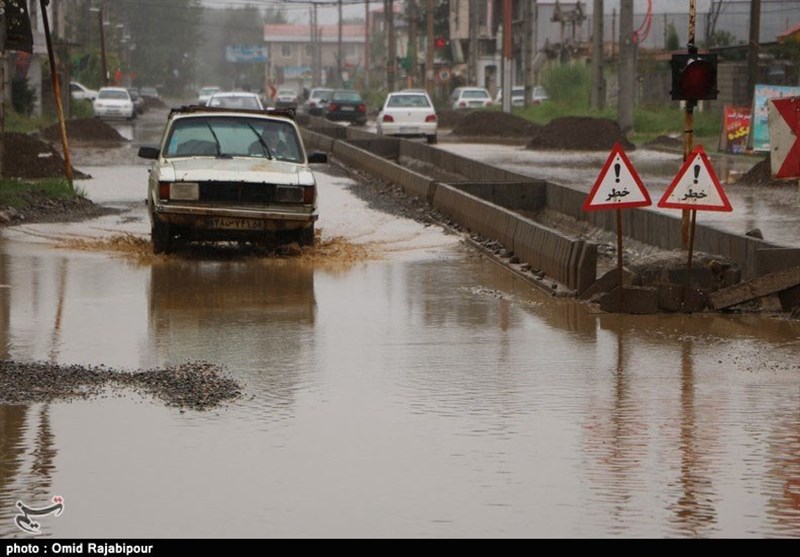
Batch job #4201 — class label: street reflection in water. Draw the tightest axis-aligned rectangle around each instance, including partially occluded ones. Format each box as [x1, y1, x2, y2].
[1, 138, 799, 537]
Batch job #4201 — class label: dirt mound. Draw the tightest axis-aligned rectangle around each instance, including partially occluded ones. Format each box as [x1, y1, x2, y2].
[527, 116, 635, 151]
[646, 134, 682, 149]
[451, 110, 542, 137]
[41, 118, 127, 143]
[142, 96, 167, 110]
[1, 132, 88, 179]
[436, 109, 469, 129]
[738, 155, 795, 187]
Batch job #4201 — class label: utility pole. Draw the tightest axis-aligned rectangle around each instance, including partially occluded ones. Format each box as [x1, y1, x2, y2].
[1, 2, 6, 180]
[99, 0, 107, 86]
[590, 0, 605, 109]
[338, 0, 343, 87]
[468, 0, 477, 86]
[523, 0, 534, 106]
[618, 0, 634, 133]
[408, 0, 417, 88]
[746, 0, 761, 105]
[425, 0, 433, 95]
[365, 0, 370, 90]
[501, 0, 511, 112]
[385, 0, 395, 91]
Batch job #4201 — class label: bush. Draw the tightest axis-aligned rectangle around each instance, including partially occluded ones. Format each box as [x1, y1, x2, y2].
[12, 77, 36, 117]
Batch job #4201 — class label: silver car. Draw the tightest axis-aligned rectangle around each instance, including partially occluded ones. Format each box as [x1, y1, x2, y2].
[137, 106, 328, 254]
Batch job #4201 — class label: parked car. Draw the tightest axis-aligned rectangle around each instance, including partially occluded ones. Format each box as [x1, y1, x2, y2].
[495, 85, 549, 107]
[136, 106, 328, 254]
[197, 86, 221, 105]
[93, 87, 136, 119]
[274, 88, 299, 110]
[376, 90, 438, 144]
[207, 91, 265, 111]
[449, 86, 493, 110]
[128, 87, 145, 114]
[140, 86, 160, 99]
[70, 81, 97, 101]
[325, 90, 367, 125]
[302, 87, 333, 116]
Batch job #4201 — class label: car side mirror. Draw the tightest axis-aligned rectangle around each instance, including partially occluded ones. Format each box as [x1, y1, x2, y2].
[137, 145, 160, 160]
[308, 151, 328, 164]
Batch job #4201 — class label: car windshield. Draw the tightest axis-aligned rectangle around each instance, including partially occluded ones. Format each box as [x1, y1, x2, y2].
[311, 89, 332, 100]
[99, 90, 129, 100]
[333, 91, 361, 102]
[200, 87, 219, 96]
[463, 90, 489, 99]
[386, 94, 431, 108]
[208, 95, 261, 110]
[164, 116, 303, 163]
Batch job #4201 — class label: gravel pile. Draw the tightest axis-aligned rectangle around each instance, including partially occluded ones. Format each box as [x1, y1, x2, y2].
[0, 360, 243, 411]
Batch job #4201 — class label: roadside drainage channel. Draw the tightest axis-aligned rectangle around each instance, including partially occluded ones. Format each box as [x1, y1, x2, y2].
[299, 120, 800, 307]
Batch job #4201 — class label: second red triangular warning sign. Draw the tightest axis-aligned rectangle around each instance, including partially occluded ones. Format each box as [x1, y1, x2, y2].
[583, 143, 652, 211]
[657, 145, 733, 211]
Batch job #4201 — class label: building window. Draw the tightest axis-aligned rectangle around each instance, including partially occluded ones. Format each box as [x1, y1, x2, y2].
[305, 44, 313, 58]
[281, 44, 292, 58]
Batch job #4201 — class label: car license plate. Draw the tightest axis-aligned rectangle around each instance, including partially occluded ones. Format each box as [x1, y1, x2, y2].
[399, 126, 416, 134]
[209, 217, 266, 230]
[341, 106, 354, 111]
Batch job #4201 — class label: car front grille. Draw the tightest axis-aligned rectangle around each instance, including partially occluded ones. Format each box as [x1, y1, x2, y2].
[199, 182, 277, 204]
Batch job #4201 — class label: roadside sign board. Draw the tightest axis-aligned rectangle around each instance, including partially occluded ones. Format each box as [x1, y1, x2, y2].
[583, 143, 651, 211]
[657, 145, 732, 211]
[768, 96, 800, 179]
[225, 45, 268, 63]
[749, 84, 800, 151]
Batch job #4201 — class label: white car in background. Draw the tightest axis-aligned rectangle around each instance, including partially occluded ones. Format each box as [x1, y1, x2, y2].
[197, 86, 221, 105]
[70, 81, 98, 101]
[377, 90, 438, 144]
[207, 91, 265, 111]
[495, 85, 549, 107]
[93, 87, 136, 119]
[274, 88, 299, 110]
[449, 86, 493, 110]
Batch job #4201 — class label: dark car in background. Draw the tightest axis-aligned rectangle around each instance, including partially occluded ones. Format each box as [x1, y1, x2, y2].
[324, 90, 367, 126]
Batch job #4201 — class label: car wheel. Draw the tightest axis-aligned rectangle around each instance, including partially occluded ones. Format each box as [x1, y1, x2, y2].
[426, 134, 438, 145]
[151, 220, 172, 255]
[296, 226, 315, 247]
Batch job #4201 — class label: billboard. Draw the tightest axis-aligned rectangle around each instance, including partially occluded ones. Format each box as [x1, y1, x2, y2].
[225, 45, 268, 63]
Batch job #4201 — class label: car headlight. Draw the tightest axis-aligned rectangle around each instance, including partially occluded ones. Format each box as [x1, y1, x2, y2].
[160, 181, 199, 201]
[275, 185, 304, 203]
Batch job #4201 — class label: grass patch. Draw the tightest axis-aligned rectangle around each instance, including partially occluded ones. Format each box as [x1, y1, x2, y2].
[0, 178, 82, 209]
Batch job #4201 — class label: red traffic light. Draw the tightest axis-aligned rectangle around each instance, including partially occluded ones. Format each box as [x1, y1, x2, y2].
[435, 37, 447, 49]
[670, 53, 718, 101]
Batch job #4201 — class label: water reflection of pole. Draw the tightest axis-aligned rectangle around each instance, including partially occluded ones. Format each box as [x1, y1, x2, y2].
[672, 338, 717, 534]
[48, 259, 68, 363]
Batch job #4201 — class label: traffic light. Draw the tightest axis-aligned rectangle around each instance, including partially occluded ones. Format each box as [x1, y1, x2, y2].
[435, 36, 447, 49]
[670, 53, 718, 101]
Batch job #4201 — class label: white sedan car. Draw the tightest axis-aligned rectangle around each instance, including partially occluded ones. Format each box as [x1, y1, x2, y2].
[137, 106, 328, 254]
[376, 90, 438, 144]
[449, 86, 493, 110]
[207, 91, 265, 110]
[93, 87, 136, 119]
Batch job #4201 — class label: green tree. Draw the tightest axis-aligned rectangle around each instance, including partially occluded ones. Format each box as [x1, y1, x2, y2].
[666, 22, 680, 51]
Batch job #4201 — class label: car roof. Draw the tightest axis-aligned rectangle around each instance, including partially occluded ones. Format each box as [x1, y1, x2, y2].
[168, 104, 295, 121]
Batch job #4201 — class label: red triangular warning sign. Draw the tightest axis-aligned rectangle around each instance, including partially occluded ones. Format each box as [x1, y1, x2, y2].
[583, 143, 652, 211]
[657, 146, 733, 212]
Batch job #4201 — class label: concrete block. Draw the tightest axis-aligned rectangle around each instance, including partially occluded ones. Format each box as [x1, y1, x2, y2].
[658, 284, 708, 313]
[598, 286, 660, 314]
[667, 267, 714, 288]
[779, 285, 800, 312]
[578, 267, 636, 300]
[756, 248, 800, 275]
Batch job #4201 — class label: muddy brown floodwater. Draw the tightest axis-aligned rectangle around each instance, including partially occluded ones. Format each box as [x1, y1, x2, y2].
[1, 112, 799, 538]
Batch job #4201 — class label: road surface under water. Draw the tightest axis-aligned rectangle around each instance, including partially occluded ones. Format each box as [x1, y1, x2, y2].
[0, 118, 799, 538]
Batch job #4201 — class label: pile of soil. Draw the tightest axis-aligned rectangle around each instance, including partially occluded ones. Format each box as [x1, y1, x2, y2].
[436, 109, 469, 129]
[527, 116, 636, 151]
[1, 132, 88, 179]
[451, 111, 542, 137]
[645, 134, 683, 149]
[738, 155, 793, 187]
[40, 118, 127, 143]
[142, 96, 167, 110]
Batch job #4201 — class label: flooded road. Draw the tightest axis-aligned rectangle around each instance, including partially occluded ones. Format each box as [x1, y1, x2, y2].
[1, 115, 800, 538]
